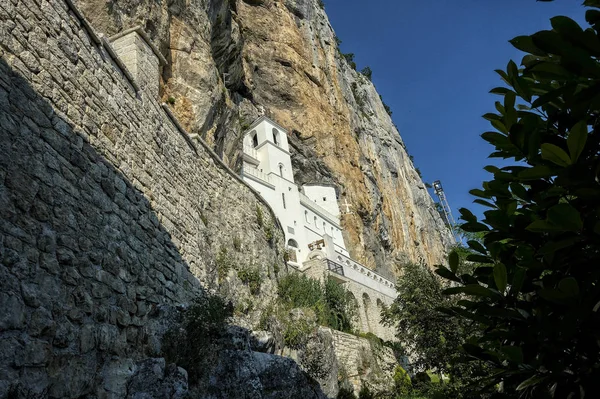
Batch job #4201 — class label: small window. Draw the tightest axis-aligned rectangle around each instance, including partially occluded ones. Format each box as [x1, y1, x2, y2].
[251, 130, 258, 148]
[279, 164, 284, 177]
[273, 128, 279, 146]
[323, 222, 326, 231]
[305, 210, 309, 222]
[282, 193, 286, 209]
[314, 216, 317, 227]
[323, 197, 327, 202]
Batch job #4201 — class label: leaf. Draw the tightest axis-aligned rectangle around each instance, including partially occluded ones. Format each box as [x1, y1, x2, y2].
[459, 208, 477, 222]
[494, 263, 508, 293]
[541, 143, 571, 167]
[467, 240, 487, 255]
[518, 165, 554, 180]
[510, 182, 529, 201]
[435, 267, 461, 283]
[444, 285, 500, 298]
[449, 251, 459, 273]
[491, 120, 508, 134]
[547, 203, 583, 231]
[558, 277, 579, 297]
[481, 132, 510, 147]
[526, 220, 563, 233]
[474, 199, 496, 208]
[467, 254, 494, 264]
[510, 35, 547, 56]
[461, 222, 490, 233]
[551, 16, 584, 40]
[482, 113, 502, 122]
[469, 189, 491, 199]
[516, 375, 547, 391]
[489, 87, 513, 96]
[538, 237, 582, 255]
[504, 91, 516, 111]
[567, 121, 588, 163]
[499, 346, 524, 363]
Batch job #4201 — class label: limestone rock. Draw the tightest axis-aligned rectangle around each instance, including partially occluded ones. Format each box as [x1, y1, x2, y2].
[126, 358, 188, 399]
[72, 0, 453, 279]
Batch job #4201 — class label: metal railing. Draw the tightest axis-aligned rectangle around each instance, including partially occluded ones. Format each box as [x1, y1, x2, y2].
[326, 259, 345, 277]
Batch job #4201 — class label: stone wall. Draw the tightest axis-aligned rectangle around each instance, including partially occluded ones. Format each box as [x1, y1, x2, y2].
[0, 0, 286, 396]
[328, 329, 398, 396]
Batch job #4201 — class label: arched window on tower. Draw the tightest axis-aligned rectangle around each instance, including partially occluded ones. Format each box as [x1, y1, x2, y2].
[279, 164, 284, 177]
[287, 239, 298, 248]
[273, 128, 279, 146]
[282, 193, 286, 209]
[305, 210, 309, 223]
[251, 130, 258, 148]
[314, 216, 318, 227]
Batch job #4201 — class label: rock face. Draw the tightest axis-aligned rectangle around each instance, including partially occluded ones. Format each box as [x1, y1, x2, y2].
[72, 0, 453, 276]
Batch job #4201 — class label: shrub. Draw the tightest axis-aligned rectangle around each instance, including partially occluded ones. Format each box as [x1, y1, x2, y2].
[360, 66, 372, 81]
[393, 366, 412, 396]
[283, 316, 313, 349]
[277, 274, 357, 333]
[336, 387, 357, 399]
[215, 246, 232, 281]
[256, 205, 263, 227]
[162, 294, 233, 384]
[434, 5, 600, 397]
[264, 223, 274, 243]
[357, 385, 374, 399]
[166, 96, 175, 105]
[237, 266, 261, 295]
[233, 236, 241, 251]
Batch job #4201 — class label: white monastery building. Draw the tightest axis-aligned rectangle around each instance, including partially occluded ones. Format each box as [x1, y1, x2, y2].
[240, 117, 397, 338]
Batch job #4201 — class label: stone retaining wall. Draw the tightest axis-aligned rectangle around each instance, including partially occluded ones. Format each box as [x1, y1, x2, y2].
[0, 0, 284, 396]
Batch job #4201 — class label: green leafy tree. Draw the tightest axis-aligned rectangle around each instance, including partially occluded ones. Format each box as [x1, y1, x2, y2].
[382, 263, 464, 375]
[435, 4, 600, 397]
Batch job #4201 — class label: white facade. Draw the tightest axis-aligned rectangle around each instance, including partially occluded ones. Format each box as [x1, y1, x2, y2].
[240, 116, 397, 336]
[241, 116, 349, 266]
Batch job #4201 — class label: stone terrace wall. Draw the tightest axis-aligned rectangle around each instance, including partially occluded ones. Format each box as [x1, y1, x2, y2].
[328, 329, 398, 396]
[0, 0, 284, 397]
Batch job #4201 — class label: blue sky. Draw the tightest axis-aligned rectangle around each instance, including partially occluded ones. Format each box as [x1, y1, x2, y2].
[324, 0, 588, 220]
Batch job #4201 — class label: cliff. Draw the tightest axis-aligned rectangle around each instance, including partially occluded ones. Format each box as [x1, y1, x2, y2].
[74, 0, 453, 276]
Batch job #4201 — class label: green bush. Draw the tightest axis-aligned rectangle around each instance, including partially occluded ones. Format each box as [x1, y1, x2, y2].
[336, 387, 357, 399]
[393, 366, 412, 396]
[283, 316, 313, 349]
[215, 246, 232, 281]
[256, 205, 263, 227]
[277, 274, 357, 333]
[233, 236, 241, 251]
[162, 294, 233, 384]
[434, 4, 600, 397]
[237, 267, 261, 295]
[358, 385, 374, 399]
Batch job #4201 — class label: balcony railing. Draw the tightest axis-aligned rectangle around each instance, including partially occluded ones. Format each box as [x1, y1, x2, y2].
[326, 259, 345, 277]
[299, 192, 339, 225]
[242, 165, 274, 185]
[242, 144, 260, 166]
